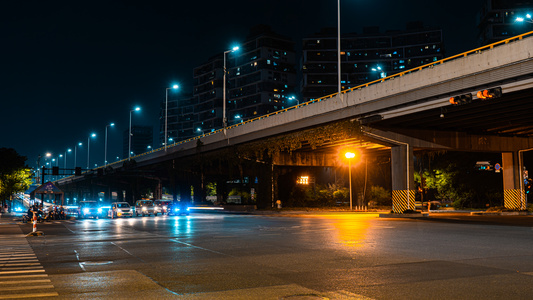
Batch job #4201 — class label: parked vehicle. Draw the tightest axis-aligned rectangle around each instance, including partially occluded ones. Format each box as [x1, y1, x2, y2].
[168, 202, 190, 216]
[108, 202, 133, 218]
[153, 200, 172, 215]
[134, 200, 154, 216]
[78, 201, 105, 219]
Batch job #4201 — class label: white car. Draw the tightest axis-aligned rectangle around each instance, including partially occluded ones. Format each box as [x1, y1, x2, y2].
[108, 202, 133, 218]
[134, 200, 154, 216]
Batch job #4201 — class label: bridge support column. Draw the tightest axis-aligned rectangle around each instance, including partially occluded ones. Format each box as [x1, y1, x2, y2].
[391, 145, 415, 213]
[502, 152, 526, 210]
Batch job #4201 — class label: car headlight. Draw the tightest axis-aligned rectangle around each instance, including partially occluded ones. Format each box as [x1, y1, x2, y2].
[142, 207, 147, 211]
[117, 209, 122, 212]
[174, 208, 179, 212]
[97, 208, 102, 213]
[83, 208, 89, 214]
[163, 206, 167, 210]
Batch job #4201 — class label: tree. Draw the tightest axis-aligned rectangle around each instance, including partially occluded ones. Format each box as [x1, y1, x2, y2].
[0, 148, 31, 212]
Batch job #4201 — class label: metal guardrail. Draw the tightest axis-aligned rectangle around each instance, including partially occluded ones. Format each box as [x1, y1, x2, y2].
[77, 31, 533, 175]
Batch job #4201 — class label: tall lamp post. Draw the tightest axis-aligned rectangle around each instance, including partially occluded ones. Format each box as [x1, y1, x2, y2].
[129, 106, 141, 160]
[165, 85, 179, 151]
[74, 142, 82, 169]
[64, 149, 71, 170]
[345, 151, 356, 210]
[87, 133, 96, 170]
[223, 46, 239, 128]
[105, 123, 115, 167]
[64, 149, 71, 179]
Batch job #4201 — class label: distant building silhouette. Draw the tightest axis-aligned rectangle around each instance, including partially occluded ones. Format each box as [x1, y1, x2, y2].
[477, 0, 533, 46]
[123, 126, 153, 158]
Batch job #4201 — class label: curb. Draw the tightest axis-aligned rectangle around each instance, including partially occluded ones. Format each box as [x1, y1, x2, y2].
[470, 211, 531, 216]
[379, 213, 429, 218]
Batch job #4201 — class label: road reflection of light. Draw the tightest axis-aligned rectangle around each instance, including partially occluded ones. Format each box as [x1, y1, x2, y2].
[173, 216, 192, 236]
[301, 214, 378, 249]
[114, 218, 124, 233]
[331, 214, 377, 248]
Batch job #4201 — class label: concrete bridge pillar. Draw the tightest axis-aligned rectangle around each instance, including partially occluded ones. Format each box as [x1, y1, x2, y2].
[391, 145, 415, 213]
[502, 152, 526, 210]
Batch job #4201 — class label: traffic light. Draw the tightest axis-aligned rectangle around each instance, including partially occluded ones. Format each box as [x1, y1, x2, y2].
[75, 167, 82, 176]
[52, 166, 59, 175]
[477, 87, 502, 100]
[449, 93, 472, 105]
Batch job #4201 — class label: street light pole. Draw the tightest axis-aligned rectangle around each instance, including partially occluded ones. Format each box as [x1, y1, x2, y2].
[87, 133, 96, 170]
[345, 152, 355, 210]
[129, 107, 141, 160]
[105, 123, 114, 167]
[165, 85, 179, 151]
[74, 142, 82, 168]
[223, 46, 239, 129]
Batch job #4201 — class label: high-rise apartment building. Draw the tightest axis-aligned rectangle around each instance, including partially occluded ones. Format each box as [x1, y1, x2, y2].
[477, 0, 533, 45]
[123, 126, 153, 158]
[193, 25, 297, 131]
[301, 23, 444, 102]
[159, 93, 197, 145]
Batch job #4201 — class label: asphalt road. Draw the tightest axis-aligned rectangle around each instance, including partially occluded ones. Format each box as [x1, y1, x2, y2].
[3, 212, 533, 299]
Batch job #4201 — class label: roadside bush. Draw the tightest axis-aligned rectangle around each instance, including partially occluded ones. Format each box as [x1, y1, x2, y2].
[368, 186, 391, 206]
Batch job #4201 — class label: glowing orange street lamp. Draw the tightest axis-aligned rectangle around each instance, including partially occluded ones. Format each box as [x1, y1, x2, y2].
[345, 151, 356, 210]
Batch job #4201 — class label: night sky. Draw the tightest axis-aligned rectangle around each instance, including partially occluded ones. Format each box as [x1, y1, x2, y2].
[1, 0, 484, 170]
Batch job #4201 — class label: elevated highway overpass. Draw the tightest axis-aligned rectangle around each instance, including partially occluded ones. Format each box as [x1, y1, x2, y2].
[56, 31, 533, 212]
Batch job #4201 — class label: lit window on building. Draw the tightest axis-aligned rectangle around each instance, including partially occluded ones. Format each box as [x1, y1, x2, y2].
[297, 176, 309, 185]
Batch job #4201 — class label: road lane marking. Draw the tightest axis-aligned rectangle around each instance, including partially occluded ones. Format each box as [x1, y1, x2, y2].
[0, 275, 48, 279]
[0, 279, 51, 284]
[0, 226, 59, 298]
[0, 292, 59, 299]
[0, 263, 41, 267]
[0, 270, 45, 275]
[0, 257, 38, 261]
[0, 266, 44, 271]
[0, 284, 54, 292]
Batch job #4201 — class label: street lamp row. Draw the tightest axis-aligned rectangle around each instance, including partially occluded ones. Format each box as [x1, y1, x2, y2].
[48, 44, 247, 173]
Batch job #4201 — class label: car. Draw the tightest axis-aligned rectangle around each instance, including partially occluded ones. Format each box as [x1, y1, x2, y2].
[134, 200, 154, 216]
[108, 202, 133, 218]
[168, 202, 190, 216]
[78, 201, 105, 219]
[153, 200, 172, 215]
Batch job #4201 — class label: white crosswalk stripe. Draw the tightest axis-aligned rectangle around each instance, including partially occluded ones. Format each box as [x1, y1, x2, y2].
[0, 229, 58, 299]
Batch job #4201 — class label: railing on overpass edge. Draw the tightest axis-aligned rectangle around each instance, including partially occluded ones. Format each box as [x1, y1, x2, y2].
[64, 30, 533, 179]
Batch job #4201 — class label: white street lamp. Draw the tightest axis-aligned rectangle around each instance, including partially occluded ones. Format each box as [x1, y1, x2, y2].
[223, 46, 239, 128]
[64, 149, 71, 170]
[516, 14, 533, 23]
[288, 96, 299, 105]
[87, 133, 96, 170]
[129, 107, 141, 160]
[165, 85, 179, 151]
[105, 123, 115, 167]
